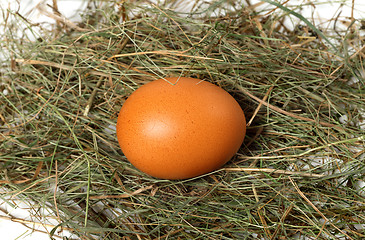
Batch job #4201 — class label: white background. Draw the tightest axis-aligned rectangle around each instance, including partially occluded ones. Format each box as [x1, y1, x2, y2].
[0, 0, 364, 239]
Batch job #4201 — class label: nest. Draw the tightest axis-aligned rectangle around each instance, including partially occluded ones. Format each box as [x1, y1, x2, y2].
[1, 0, 364, 239]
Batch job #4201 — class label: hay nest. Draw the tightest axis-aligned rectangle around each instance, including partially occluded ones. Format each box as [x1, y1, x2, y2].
[1, 0, 364, 239]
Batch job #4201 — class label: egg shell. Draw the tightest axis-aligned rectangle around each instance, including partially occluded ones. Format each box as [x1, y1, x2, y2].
[116, 77, 246, 180]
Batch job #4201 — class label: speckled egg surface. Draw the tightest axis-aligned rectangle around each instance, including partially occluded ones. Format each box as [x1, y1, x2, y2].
[116, 77, 246, 180]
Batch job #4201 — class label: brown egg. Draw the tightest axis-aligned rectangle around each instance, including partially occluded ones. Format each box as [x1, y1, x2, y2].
[116, 77, 246, 180]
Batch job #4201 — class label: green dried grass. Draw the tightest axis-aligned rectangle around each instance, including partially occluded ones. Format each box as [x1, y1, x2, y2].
[1, 0, 364, 239]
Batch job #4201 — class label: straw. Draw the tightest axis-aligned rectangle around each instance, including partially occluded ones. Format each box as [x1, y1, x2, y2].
[1, 0, 364, 239]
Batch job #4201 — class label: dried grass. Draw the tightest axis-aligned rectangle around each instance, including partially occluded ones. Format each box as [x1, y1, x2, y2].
[1, 0, 364, 239]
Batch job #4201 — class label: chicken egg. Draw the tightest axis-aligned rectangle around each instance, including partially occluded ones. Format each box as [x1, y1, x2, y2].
[116, 77, 246, 180]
